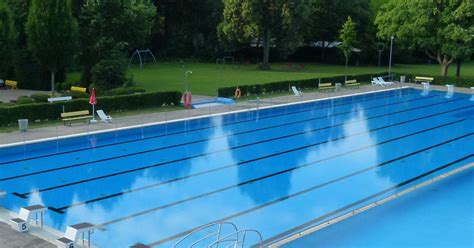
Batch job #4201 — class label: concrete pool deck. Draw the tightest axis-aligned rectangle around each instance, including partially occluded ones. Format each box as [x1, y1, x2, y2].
[0, 221, 54, 248]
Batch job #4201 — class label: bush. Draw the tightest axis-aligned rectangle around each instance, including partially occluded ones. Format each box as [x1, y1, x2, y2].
[103, 87, 146, 96]
[14, 49, 66, 90]
[91, 50, 128, 90]
[62, 91, 89, 99]
[0, 91, 182, 126]
[61, 81, 75, 91]
[217, 72, 388, 97]
[394, 73, 474, 88]
[30, 93, 50, 103]
[17, 96, 35, 105]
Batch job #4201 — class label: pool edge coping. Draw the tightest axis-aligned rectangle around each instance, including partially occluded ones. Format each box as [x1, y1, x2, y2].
[266, 162, 474, 248]
[0, 86, 410, 149]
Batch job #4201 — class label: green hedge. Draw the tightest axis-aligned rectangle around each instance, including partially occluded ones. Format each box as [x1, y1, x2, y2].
[0, 91, 182, 126]
[396, 73, 474, 88]
[217, 72, 389, 97]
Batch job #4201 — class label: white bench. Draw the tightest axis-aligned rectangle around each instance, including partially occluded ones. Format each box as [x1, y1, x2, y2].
[10, 205, 47, 233]
[56, 222, 95, 248]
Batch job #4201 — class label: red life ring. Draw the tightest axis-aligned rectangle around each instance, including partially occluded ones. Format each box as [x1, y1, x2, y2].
[234, 88, 242, 99]
[183, 92, 192, 108]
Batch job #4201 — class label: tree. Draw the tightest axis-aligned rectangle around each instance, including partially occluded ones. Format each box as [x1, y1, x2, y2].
[78, 0, 156, 85]
[305, 0, 371, 61]
[219, 0, 313, 70]
[339, 16, 357, 82]
[153, 0, 222, 58]
[26, 0, 77, 94]
[0, 0, 16, 78]
[375, 0, 474, 76]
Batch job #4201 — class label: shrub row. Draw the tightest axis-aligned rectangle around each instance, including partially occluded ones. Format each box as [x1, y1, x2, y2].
[396, 73, 474, 88]
[0, 91, 182, 126]
[218, 72, 474, 98]
[217, 72, 389, 97]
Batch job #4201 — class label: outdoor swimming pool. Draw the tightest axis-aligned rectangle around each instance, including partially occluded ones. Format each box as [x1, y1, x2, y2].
[0, 87, 473, 247]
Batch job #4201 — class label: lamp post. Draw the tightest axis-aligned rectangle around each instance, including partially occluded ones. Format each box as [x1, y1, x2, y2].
[185, 71, 192, 92]
[388, 35, 394, 81]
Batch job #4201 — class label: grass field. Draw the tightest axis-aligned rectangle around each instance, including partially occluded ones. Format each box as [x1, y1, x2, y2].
[68, 61, 474, 96]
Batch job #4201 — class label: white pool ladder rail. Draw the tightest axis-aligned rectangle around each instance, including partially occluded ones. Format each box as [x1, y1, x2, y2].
[172, 221, 262, 248]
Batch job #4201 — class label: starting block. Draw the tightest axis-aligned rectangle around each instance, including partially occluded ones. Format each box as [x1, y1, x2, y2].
[445, 84, 454, 99]
[56, 222, 95, 248]
[10, 205, 47, 233]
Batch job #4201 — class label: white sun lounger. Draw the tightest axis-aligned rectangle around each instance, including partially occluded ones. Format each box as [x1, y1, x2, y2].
[292, 86, 303, 97]
[371, 78, 385, 86]
[377, 77, 394, 86]
[97, 110, 113, 123]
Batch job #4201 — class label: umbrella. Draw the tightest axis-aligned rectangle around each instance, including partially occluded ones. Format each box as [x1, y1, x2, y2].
[89, 88, 97, 122]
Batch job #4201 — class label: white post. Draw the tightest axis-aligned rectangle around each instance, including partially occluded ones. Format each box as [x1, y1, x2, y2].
[388, 36, 394, 81]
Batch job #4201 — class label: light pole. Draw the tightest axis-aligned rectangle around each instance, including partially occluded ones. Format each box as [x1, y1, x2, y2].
[185, 71, 192, 92]
[388, 35, 394, 80]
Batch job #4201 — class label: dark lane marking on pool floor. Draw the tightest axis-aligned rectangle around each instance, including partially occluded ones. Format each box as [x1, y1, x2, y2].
[0, 89, 416, 166]
[47, 107, 472, 213]
[4, 96, 461, 185]
[0, 90, 421, 171]
[258, 154, 474, 246]
[12, 100, 468, 199]
[145, 153, 474, 247]
[71, 131, 472, 223]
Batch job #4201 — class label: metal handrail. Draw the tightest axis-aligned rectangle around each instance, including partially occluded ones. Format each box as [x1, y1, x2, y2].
[173, 221, 239, 248]
[208, 229, 263, 248]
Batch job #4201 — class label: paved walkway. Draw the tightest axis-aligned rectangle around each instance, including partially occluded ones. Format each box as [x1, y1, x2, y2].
[1, 83, 467, 147]
[0, 89, 50, 103]
[0, 222, 54, 248]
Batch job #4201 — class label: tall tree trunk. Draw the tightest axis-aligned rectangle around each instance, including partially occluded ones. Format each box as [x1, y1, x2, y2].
[51, 71, 56, 96]
[456, 60, 461, 77]
[440, 63, 449, 76]
[261, 29, 271, 70]
[344, 59, 348, 82]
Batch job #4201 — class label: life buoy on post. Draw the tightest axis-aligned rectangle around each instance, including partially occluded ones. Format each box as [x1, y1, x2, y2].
[183, 92, 193, 109]
[234, 87, 242, 100]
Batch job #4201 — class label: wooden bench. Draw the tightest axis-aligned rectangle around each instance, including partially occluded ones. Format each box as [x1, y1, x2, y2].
[61, 110, 92, 126]
[5, 80, 18, 89]
[319, 82, 335, 92]
[414, 76, 434, 84]
[70, 86, 87, 93]
[345, 79, 360, 89]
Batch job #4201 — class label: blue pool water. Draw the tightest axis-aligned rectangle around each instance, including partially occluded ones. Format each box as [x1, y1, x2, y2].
[0, 88, 473, 247]
[284, 167, 474, 248]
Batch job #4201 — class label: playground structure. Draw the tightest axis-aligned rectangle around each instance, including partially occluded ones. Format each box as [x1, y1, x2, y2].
[129, 49, 157, 69]
[216, 56, 236, 69]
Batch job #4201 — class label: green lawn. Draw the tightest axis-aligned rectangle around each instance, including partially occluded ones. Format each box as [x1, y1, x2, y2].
[68, 61, 474, 96]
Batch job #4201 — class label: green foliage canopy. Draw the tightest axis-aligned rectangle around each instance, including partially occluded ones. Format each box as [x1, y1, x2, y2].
[0, 0, 16, 78]
[339, 16, 357, 80]
[78, 0, 156, 85]
[375, 0, 474, 76]
[26, 0, 77, 93]
[219, 0, 313, 70]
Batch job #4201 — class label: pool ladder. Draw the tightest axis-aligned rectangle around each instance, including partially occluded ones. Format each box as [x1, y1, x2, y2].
[173, 221, 263, 248]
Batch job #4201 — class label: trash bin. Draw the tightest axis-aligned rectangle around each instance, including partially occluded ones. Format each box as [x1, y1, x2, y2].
[18, 119, 28, 132]
[400, 76, 406, 83]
